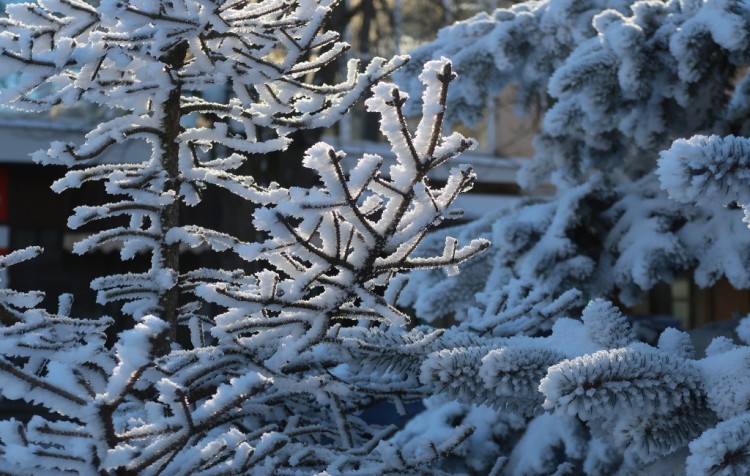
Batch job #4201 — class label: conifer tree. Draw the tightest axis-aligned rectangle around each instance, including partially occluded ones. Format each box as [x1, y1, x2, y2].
[355, 0, 750, 474]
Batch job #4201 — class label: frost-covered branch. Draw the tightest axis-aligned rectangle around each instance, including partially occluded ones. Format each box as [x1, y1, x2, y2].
[201, 59, 489, 366]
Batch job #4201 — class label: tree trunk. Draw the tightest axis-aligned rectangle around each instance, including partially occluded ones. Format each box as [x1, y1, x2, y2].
[158, 42, 188, 347]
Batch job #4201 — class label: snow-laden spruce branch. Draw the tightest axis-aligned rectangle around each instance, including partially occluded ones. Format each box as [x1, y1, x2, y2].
[342, 292, 750, 474]
[658, 134, 750, 209]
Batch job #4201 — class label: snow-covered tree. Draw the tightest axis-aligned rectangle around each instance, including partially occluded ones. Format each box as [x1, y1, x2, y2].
[345, 0, 750, 474]
[0, 1, 489, 473]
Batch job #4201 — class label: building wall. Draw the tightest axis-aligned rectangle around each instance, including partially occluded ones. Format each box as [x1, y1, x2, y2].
[626, 276, 750, 330]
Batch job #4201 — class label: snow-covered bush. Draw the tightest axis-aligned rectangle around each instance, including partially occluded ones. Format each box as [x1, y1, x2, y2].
[0, 1, 490, 473]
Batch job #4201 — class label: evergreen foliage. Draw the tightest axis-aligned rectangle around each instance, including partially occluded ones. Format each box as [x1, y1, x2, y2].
[380, 0, 750, 473]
